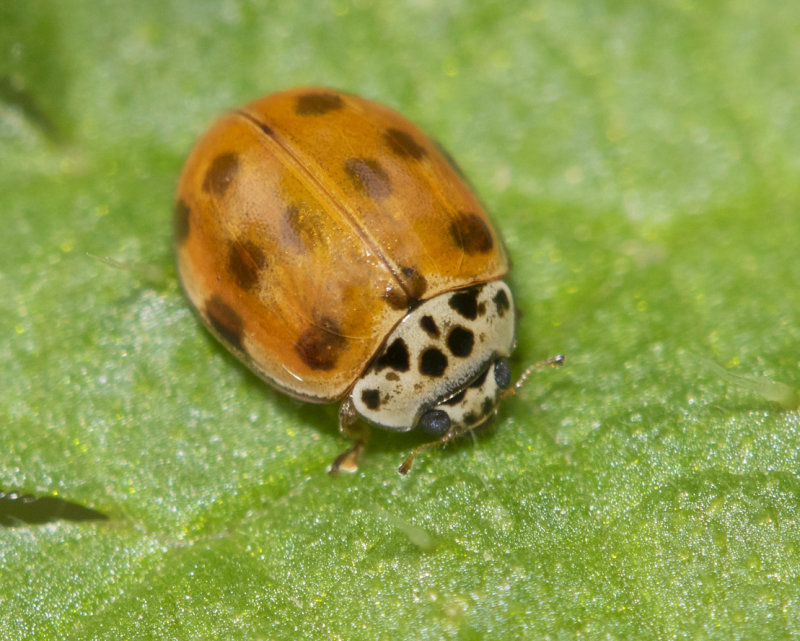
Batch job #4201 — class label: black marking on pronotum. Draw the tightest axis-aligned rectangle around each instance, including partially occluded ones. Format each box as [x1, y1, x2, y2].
[419, 315, 439, 337]
[361, 389, 381, 410]
[374, 338, 410, 373]
[447, 326, 475, 358]
[419, 348, 448, 377]
[448, 286, 482, 321]
[493, 288, 510, 317]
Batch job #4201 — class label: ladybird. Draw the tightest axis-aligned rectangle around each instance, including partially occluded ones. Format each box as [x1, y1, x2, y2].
[175, 87, 525, 474]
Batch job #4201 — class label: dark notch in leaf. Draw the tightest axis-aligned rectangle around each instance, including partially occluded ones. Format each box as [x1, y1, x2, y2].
[0, 488, 108, 527]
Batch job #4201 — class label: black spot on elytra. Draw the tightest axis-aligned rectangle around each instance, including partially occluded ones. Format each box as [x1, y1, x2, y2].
[257, 122, 274, 136]
[448, 286, 482, 321]
[228, 239, 267, 292]
[284, 203, 324, 252]
[449, 211, 494, 254]
[469, 369, 489, 389]
[443, 389, 466, 406]
[361, 389, 381, 410]
[205, 295, 244, 352]
[374, 338, 410, 373]
[345, 158, 392, 201]
[174, 199, 190, 243]
[385, 372, 400, 381]
[203, 153, 239, 197]
[419, 348, 448, 377]
[384, 128, 427, 160]
[294, 317, 348, 371]
[420, 315, 439, 337]
[493, 288, 510, 317]
[447, 326, 474, 358]
[295, 92, 343, 116]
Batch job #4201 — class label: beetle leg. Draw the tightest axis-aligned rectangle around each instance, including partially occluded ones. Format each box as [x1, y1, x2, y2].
[499, 354, 565, 400]
[328, 398, 370, 474]
[398, 429, 457, 475]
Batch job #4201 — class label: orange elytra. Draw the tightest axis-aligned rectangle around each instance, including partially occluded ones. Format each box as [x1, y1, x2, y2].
[175, 87, 520, 473]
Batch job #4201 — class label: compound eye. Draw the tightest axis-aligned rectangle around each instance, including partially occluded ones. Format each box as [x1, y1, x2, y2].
[494, 358, 512, 389]
[418, 409, 451, 436]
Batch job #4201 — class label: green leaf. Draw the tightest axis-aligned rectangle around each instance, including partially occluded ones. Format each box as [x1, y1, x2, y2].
[2, 1, 799, 639]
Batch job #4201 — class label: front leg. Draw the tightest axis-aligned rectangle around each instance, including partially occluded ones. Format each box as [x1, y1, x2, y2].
[328, 398, 370, 474]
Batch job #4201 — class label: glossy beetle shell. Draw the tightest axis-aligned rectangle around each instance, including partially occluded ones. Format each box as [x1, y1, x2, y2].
[175, 87, 510, 405]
